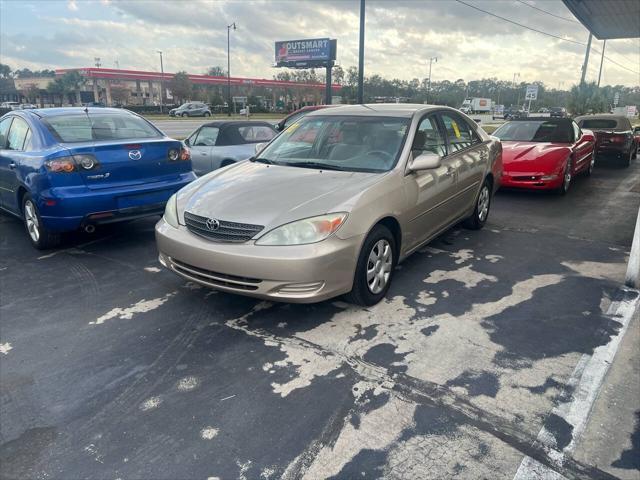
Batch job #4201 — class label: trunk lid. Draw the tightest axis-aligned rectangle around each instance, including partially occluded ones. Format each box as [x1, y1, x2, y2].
[66, 138, 188, 190]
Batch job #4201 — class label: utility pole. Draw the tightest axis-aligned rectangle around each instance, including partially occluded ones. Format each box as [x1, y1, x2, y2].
[580, 33, 593, 86]
[94, 57, 101, 68]
[597, 39, 606, 87]
[157, 50, 164, 114]
[227, 22, 237, 116]
[357, 0, 365, 104]
[427, 57, 437, 104]
[512, 72, 520, 107]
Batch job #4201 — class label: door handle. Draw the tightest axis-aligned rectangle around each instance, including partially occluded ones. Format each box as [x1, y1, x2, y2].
[9, 162, 16, 169]
[443, 166, 455, 177]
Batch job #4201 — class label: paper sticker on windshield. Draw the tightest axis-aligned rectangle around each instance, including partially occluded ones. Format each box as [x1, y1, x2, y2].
[287, 122, 301, 133]
[451, 121, 461, 138]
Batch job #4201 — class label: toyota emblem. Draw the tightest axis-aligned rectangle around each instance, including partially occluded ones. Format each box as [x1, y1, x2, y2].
[205, 218, 220, 231]
[129, 150, 142, 160]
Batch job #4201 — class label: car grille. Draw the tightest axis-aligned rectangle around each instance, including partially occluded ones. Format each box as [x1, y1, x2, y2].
[169, 257, 262, 291]
[184, 211, 264, 243]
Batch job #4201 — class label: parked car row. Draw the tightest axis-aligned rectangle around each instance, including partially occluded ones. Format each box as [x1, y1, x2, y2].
[0, 105, 636, 306]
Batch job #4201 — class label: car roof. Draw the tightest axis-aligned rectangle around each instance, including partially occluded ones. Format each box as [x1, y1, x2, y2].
[508, 117, 573, 124]
[305, 103, 443, 118]
[200, 121, 276, 129]
[25, 107, 138, 118]
[574, 114, 629, 122]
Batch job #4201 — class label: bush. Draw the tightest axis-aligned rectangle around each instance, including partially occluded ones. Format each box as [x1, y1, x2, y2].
[122, 105, 179, 115]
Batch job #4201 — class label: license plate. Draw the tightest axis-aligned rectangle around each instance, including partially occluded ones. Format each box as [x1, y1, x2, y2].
[117, 190, 172, 209]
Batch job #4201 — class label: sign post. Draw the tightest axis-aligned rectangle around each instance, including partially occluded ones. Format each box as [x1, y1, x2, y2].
[274, 38, 337, 105]
[525, 84, 538, 113]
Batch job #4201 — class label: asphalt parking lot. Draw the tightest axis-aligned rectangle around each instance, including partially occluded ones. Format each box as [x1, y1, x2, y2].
[1, 157, 639, 479]
[151, 118, 280, 139]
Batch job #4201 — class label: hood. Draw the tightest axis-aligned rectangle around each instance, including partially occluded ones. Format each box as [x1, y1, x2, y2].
[501, 141, 570, 173]
[177, 161, 384, 231]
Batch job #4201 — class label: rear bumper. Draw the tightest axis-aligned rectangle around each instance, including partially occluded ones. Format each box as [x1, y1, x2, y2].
[39, 172, 196, 232]
[155, 218, 362, 303]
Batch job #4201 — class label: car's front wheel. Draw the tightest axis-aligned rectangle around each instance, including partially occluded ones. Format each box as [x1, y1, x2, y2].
[22, 194, 60, 250]
[557, 158, 572, 195]
[345, 224, 396, 306]
[181, 112, 188, 118]
[464, 178, 492, 230]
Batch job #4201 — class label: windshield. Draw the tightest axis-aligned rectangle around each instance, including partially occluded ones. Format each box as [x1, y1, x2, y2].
[493, 121, 573, 143]
[43, 113, 162, 143]
[257, 115, 410, 173]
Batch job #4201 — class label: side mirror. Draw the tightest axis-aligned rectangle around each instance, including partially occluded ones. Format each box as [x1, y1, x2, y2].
[274, 123, 282, 132]
[255, 142, 266, 154]
[634, 127, 640, 134]
[409, 152, 441, 172]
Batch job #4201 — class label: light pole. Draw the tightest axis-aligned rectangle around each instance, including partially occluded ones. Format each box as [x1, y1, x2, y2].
[512, 72, 520, 107]
[427, 57, 437, 104]
[227, 22, 236, 116]
[357, 0, 365, 104]
[157, 50, 164, 114]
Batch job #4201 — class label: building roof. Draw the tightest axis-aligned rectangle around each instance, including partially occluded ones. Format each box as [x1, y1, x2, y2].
[56, 68, 340, 91]
[562, 0, 640, 39]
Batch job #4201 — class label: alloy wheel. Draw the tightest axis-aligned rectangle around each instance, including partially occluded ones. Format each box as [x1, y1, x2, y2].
[366, 239, 393, 294]
[563, 163, 572, 191]
[24, 200, 40, 243]
[478, 186, 490, 222]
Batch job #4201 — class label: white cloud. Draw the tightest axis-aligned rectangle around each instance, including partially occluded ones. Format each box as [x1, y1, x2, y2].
[67, 0, 78, 11]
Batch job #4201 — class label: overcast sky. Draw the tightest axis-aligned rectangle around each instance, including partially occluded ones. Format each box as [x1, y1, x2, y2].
[1, 0, 638, 87]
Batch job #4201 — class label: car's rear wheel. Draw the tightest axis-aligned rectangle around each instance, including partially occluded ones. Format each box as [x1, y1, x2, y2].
[204, 112, 211, 117]
[345, 224, 396, 306]
[584, 154, 595, 176]
[22, 194, 60, 250]
[557, 158, 572, 195]
[464, 178, 491, 230]
[622, 147, 632, 167]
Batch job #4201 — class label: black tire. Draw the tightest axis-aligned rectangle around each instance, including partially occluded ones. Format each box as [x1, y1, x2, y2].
[204, 112, 211, 117]
[557, 158, 572, 195]
[22, 194, 61, 250]
[464, 178, 492, 230]
[181, 112, 188, 118]
[622, 148, 632, 167]
[584, 154, 595, 177]
[344, 224, 396, 306]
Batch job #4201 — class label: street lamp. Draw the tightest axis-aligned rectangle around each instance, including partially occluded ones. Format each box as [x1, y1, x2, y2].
[512, 72, 520, 107]
[427, 57, 437, 104]
[227, 22, 237, 116]
[157, 50, 164, 114]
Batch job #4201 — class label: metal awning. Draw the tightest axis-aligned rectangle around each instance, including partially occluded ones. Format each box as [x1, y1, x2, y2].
[562, 0, 640, 39]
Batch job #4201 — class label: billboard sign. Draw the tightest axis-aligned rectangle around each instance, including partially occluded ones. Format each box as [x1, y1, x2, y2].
[525, 84, 538, 100]
[275, 38, 332, 65]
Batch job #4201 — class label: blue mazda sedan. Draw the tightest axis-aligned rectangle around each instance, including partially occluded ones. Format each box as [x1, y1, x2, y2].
[0, 107, 196, 249]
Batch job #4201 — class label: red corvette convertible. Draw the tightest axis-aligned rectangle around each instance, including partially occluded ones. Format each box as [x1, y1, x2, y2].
[493, 118, 595, 194]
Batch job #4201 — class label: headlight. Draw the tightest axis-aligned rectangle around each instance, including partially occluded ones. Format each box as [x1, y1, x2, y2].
[256, 213, 348, 246]
[163, 194, 179, 228]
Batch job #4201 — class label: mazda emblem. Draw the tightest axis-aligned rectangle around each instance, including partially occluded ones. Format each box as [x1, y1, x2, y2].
[205, 218, 220, 231]
[129, 150, 142, 160]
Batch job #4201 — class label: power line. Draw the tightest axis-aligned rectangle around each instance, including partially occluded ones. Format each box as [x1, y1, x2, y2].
[454, 0, 584, 45]
[455, 0, 640, 75]
[513, 0, 578, 23]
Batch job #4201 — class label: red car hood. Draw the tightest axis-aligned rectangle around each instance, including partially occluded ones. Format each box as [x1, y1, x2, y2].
[501, 141, 569, 174]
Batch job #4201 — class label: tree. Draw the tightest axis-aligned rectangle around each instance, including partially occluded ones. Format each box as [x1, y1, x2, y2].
[332, 65, 344, 85]
[59, 71, 85, 105]
[169, 71, 192, 104]
[567, 82, 607, 115]
[110, 86, 130, 105]
[0, 63, 11, 79]
[46, 78, 66, 106]
[21, 83, 40, 104]
[207, 66, 227, 77]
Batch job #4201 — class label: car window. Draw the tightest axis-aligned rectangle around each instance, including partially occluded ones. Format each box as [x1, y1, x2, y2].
[579, 119, 617, 129]
[7, 117, 29, 151]
[284, 111, 306, 129]
[572, 122, 580, 142]
[0, 117, 12, 149]
[413, 115, 446, 157]
[238, 125, 276, 142]
[22, 128, 33, 151]
[440, 113, 480, 153]
[494, 121, 573, 143]
[193, 127, 219, 146]
[43, 113, 161, 142]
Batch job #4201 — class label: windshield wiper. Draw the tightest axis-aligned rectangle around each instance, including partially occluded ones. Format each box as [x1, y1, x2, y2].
[284, 161, 348, 171]
[250, 157, 277, 165]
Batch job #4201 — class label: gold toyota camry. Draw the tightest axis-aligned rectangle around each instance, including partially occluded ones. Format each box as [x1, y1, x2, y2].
[156, 104, 502, 305]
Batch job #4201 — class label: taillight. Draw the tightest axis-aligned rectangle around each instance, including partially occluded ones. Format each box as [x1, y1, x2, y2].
[45, 157, 76, 173]
[180, 146, 191, 161]
[45, 154, 99, 173]
[611, 134, 626, 143]
[168, 146, 190, 161]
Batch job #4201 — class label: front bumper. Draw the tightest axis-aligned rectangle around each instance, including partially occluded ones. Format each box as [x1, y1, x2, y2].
[155, 218, 363, 303]
[500, 172, 562, 190]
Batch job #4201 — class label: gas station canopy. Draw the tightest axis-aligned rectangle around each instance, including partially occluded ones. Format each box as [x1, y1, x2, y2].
[562, 0, 640, 39]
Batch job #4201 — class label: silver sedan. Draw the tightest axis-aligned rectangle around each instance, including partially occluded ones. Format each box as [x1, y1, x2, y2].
[185, 121, 277, 175]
